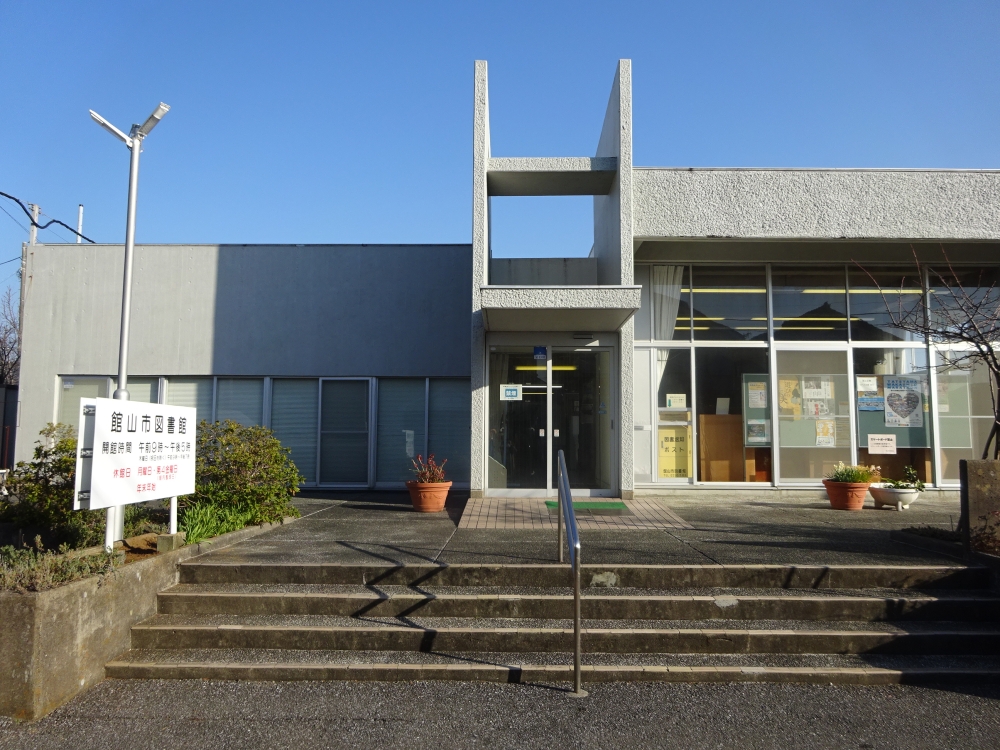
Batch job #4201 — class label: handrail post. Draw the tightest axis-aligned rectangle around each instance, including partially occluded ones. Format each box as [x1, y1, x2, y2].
[573, 539, 582, 695]
[556, 449, 587, 698]
[557, 458, 564, 564]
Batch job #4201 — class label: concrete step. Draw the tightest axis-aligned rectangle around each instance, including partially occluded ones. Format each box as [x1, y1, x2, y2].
[105, 649, 1000, 685]
[177, 562, 991, 590]
[129, 615, 1000, 654]
[157, 586, 1000, 622]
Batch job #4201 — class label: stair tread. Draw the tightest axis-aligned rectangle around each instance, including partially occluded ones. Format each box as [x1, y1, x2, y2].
[109, 648, 1000, 669]
[135, 613, 1000, 633]
[161, 583, 999, 601]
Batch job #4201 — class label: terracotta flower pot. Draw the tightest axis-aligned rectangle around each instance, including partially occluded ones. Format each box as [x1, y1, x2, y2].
[406, 480, 452, 512]
[822, 480, 871, 511]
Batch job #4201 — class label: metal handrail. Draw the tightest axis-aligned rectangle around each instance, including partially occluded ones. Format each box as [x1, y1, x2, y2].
[556, 449, 586, 697]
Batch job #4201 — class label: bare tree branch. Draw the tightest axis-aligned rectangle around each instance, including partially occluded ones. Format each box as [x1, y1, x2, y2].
[0, 287, 20, 386]
[855, 245, 1000, 460]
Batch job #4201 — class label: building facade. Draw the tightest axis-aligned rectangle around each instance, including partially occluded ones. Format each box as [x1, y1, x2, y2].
[18, 60, 1000, 498]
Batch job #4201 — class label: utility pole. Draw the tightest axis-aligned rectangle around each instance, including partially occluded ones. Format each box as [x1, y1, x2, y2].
[27, 204, 39, 245]
[77, 205, 84, 243]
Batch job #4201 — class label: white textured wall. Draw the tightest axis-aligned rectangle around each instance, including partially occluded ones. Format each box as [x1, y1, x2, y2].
[634, 168, 1000, 240]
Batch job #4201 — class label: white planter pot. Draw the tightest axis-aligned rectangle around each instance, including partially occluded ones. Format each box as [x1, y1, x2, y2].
[870, 486, 921, 511]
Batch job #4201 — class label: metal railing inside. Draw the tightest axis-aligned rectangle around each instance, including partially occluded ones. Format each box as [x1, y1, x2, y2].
[556, 449, 586, 697]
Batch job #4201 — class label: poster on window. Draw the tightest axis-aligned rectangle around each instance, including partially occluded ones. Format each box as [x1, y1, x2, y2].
[802, 376, 833, 400]
[658, 425, 691, 479]
[746, 419, 770, 444]
[884, 377, 923, 428]
[815, 419, 836, 447]
[747, 381, 768, 410]
[778, 379, 801, 416]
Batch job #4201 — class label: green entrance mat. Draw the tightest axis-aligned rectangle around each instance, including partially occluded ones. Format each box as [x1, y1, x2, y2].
[544, 500, 630, 516]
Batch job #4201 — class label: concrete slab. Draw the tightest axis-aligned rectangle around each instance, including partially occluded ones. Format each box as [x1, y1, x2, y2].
[184, 490, 965, 568]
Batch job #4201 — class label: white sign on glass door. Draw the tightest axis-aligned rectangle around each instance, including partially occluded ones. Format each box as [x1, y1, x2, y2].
[499, 384, 523, 401]
[74, 397, 197, 510]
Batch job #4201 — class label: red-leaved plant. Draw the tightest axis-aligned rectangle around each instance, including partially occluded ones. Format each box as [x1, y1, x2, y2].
[410, 454, 448, 483]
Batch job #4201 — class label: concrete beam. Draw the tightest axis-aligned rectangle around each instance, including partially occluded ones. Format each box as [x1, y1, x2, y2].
[487, 157, 617, 196]
[480, 285, 640, 331]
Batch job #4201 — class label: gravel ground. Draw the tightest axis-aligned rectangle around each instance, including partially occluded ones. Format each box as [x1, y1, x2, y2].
[1, 679, 998, 750]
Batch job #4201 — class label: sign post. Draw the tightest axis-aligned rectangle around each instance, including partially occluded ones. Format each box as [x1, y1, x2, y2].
[76, 398, 196, 549]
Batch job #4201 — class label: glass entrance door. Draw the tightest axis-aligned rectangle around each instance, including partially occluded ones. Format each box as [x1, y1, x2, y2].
[552, 349, 612, 490]
[488, 345, 614, 495]
[488, 349, 547, 489]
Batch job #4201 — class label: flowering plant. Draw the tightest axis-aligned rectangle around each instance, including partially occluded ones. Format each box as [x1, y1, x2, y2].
[882, 466, 925, 492]
[825, 462, 881, 483]
[410, 454, 448, 483]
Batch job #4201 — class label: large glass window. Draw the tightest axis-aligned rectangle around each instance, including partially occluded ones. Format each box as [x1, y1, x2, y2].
[320, 380, 370, 484]
[937, 353, 996, 482]
[695, 348, 770, 482]
[853, 348, 931, 482]
[929, 267, 1000, 337]
[166, 378, 214, 425]
[270, 379, 318, 484]
[376, 379, 426, 483]
[113, 377, 159, 404]
[691, 267, 768, 341]
[656, 348, 692, 480]
[848, 268, 924, 342]
[216, 378, 264, 426]
[776, 350, 851, 481]
[58, 376, 109, 428]
[772, 267, 848, 341]
[651, 265, 690, 341]
[428, 379, 471, 483]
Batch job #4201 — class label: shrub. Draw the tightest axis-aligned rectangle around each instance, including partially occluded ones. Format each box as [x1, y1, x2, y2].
[0, 424, 105, 548]
[179, 501, 257, 544]
[410, 454, 448, 483]
[0, 536, 123, 593]
[882, 466, 926, 492]
[187, 420, 303, 525]
[825, 462, 881, 483]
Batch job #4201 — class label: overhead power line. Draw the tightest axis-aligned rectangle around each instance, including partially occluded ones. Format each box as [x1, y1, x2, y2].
[0, 191, 95, 243]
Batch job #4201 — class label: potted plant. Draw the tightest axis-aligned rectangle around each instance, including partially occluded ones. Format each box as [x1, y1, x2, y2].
[822, 462, 880, 511]
[870, 466, 925, 511]
[406, 454, 451, 512]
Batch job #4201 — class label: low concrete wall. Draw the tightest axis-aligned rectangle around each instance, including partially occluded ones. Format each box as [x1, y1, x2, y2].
[0, 519, 293, 721]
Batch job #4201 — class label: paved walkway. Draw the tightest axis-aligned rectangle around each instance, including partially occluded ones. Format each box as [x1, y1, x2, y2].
[457, 496, 692, 530]
[191, 489, 965, 567]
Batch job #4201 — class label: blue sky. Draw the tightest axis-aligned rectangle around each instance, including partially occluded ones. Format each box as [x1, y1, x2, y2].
[0, 1, 997, 290]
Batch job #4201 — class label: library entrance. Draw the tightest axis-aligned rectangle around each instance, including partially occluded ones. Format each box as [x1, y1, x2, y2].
[487, 345, 614, 496]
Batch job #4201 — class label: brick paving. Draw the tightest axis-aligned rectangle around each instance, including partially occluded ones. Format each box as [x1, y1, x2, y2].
[457, 496, 694, 530]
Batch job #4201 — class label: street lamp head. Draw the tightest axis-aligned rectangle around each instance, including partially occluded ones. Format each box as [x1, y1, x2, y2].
[89, 110, 132, 146]
[136, 102, 170, 137]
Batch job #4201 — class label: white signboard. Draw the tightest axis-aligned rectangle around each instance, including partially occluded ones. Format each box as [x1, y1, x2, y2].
[75, 397, 196, 510]
[665, 393, 686, 409]
[499, 384, 522, 401]
[868, 434, 897, 455]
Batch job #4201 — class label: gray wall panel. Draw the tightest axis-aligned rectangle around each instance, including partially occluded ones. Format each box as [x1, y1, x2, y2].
[18, 243, 471, 460]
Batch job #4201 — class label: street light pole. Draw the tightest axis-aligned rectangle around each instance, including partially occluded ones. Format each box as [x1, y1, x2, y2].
[115, 125, 142, 402]
[90, 103, 170, 550]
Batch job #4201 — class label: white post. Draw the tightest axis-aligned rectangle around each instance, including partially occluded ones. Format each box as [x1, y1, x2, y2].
[169, 496, 178, 535]
[104, 505, 118, 552]
[28, 204, 39, 245]
[77, 204, 84, 243]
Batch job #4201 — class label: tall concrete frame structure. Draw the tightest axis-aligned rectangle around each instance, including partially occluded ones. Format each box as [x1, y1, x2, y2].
[469, 60, 641, 499]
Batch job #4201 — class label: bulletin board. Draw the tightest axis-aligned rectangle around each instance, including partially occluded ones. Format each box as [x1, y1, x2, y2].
[741, 374, 771, 448]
